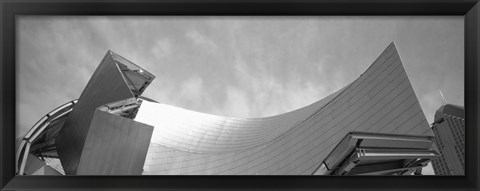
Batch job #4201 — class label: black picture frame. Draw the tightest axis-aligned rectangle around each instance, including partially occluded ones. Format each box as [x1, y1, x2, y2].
[1, 0, 478, 190]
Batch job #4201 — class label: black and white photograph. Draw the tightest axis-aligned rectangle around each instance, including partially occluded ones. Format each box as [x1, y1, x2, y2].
[15, 16, 464, 176]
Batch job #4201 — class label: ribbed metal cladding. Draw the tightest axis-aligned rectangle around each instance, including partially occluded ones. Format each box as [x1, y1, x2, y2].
[134, 42, 434, 175]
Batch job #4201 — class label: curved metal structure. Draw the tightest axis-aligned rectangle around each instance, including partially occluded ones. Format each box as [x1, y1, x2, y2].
[16, 100, 77, 175]
[134, 85, 346, 154]
[136, 43, 434, 175]
[17, 42, 435, 175]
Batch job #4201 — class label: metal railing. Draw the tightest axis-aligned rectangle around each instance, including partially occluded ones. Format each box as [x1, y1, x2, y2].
[16, 100, 78, 175]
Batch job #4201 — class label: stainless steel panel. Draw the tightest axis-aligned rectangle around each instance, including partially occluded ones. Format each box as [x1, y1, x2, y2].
[76, 109, 153, 175]
[55, 51, 154, 175]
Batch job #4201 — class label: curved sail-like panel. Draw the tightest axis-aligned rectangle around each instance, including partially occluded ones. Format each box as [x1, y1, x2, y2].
[136, 42, 434, 175]
[134, 85, 345, 154]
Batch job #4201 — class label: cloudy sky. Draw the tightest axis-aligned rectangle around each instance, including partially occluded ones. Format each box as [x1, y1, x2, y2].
[16, 16, 463, 175]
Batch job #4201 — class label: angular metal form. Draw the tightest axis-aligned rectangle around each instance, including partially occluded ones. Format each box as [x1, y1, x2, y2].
[55, 51, 155, 175]
[312, 132, 439, 175]
[77, 108, 153, 175]
[18, 42, 436, 175]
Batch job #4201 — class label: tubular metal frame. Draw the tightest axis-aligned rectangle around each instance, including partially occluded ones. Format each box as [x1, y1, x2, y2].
[16, 100, 77, 175]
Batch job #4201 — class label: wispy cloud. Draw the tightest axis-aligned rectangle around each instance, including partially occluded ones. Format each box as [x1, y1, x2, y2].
[151, 38, 172, 59]
[225, 51, 329, 118]
[222, 86, 251, 117]
[419, 90, 444, 123]
[179, 76, 204, 102]
[186, 30, 219, 54]
[284, 82, 327, 111]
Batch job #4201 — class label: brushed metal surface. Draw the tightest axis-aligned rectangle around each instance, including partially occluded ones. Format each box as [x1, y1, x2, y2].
[56, 51, 137, 175]
[77, 109, 153, 175]
[135, 42, 434, 175]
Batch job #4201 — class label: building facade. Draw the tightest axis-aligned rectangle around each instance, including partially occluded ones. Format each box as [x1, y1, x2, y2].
[431, 104, 465, 175]
[16, 42, 437, 175]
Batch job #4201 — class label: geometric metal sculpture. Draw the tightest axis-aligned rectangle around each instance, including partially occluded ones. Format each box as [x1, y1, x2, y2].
[76, 100, 153, 175]
[55, 51, 155, 175]
[312, 132, 439, 175]
[134, 42, 436, 175]
[17, 42, 437, 175]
